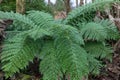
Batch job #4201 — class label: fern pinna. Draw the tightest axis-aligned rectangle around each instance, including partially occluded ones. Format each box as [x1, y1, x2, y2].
[0, 0, 120, 80]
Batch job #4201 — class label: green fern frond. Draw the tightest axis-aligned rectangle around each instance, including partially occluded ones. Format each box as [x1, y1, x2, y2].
[27, 11, 54, 29]
[1, 33, 40, 77]
[0, 11, 36, 30]
[5, 31, 21, 40]
[87, 54, 102, 75]
[54, 31, 88, 79]
[40, 41, 62, 80]
[84, 42, 112, 59]
[41, 53, 62, 80]
[96, 19, 120, 40]
[81, 22, 107, 41]
[26, 11, 55, 40]
[50, 25, 89, 79]
[1, 2, 118, 79]
[52, 25, 84, 45]
[28, 28, 51, 40]
[77, 23, 87, 30]
[64, 0, 115, 26]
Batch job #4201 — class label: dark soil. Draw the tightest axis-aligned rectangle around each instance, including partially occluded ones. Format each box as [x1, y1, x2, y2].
[92, 53, 120, 80]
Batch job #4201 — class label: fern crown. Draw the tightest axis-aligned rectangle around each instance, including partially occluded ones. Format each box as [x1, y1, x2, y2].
[0, 0, 120, 79]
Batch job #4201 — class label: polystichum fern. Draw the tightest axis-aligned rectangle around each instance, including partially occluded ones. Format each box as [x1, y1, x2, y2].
[0, 0, 120, 80]
[64, 0, 119, 26]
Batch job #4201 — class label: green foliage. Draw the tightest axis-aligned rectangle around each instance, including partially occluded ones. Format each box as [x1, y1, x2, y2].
[0, 0, 16, 12]
[0, 0, 52, 14]
[54, 26, 88, 80]
[96, 19, 120, 40]
[84, 42, 112, 59]
[1, 33, 40, 77]
[80, 21, 120, 41]
[81, 22, 107, 41]
[51, 0, 65, 11]
[0, 11, 35, 30]
[40, 41, 62, 80]
[64, 0, 118, 26]
[0, 0, 120, 80]
[26, 0, 53, 14]
[0, 11, 89, 79]
[87, 54, 102, 75]
[26, 0, 46, 10]
[27, 10, 54, 29]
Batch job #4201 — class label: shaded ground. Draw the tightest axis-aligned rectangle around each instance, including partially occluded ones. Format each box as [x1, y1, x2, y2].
[92, 52, 120, 80]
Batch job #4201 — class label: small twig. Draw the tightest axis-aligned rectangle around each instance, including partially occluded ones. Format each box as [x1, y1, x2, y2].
[0, 0, 2, 3]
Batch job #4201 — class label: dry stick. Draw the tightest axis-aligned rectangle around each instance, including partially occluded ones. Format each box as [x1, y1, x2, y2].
[112, 3, 120, 18]
[117, 4, 119, 17]
[58, 73, 61, 80]
[80, 0, 84, 6]
[96, 10, 104, 19]
[92, 0, 94, 3]
[114, 39, 120, 53]
[62, 74, 66, 80]
[67, 74, 70, 80]
[0, 0, 2, 3]
[105, 5, 120, 31]
[105, 5, 120, 51]
[63, 0, 71, 15]
[85, 0, 87, 4]
[48, 0, 51, 6]
[105, 8, 114, 22]
[16, 0, 25, 14]
[82, 77, 88, 80]
[76, 0, 79, 8]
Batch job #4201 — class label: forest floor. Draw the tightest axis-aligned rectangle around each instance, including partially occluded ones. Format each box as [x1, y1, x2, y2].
[93, 52, 120, 80]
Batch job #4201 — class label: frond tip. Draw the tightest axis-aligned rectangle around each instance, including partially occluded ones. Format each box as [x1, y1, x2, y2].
[55, 34, 89, 80]
[40, 41, 62, 80]
[84, 42, 112, 59]
[1, 35, 39, 77]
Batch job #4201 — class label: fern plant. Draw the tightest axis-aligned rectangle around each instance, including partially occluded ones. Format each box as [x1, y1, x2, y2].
[0, 11, 89, 79]
[64, 0, 119, 26]
[0, 0, 120, 80]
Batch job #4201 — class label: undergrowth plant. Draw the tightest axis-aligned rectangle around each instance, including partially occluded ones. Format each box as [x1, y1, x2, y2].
[0, 0, 120, 80]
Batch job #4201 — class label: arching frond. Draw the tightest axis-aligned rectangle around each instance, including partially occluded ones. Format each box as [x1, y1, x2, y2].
[5, 31, 21, 40]
[26, 11, 55, 40]
[81, 22, 107, 41]
[87, 54, 102, 75]
[52, 25, 84, 45]
[28, 28, 51, 40]
[64, 0, 116, 26]
[1, 1, 119, 78]
[55, 38, 88, 79]
[27, 11, 54, 29]
[1, 32, 40, 77]
[54, 26, 89, 79]
[40, 41, 62, 80]
[0, 11, 35, 30]
[96, 19, 120, 40]
[84, 42, 112, 59]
